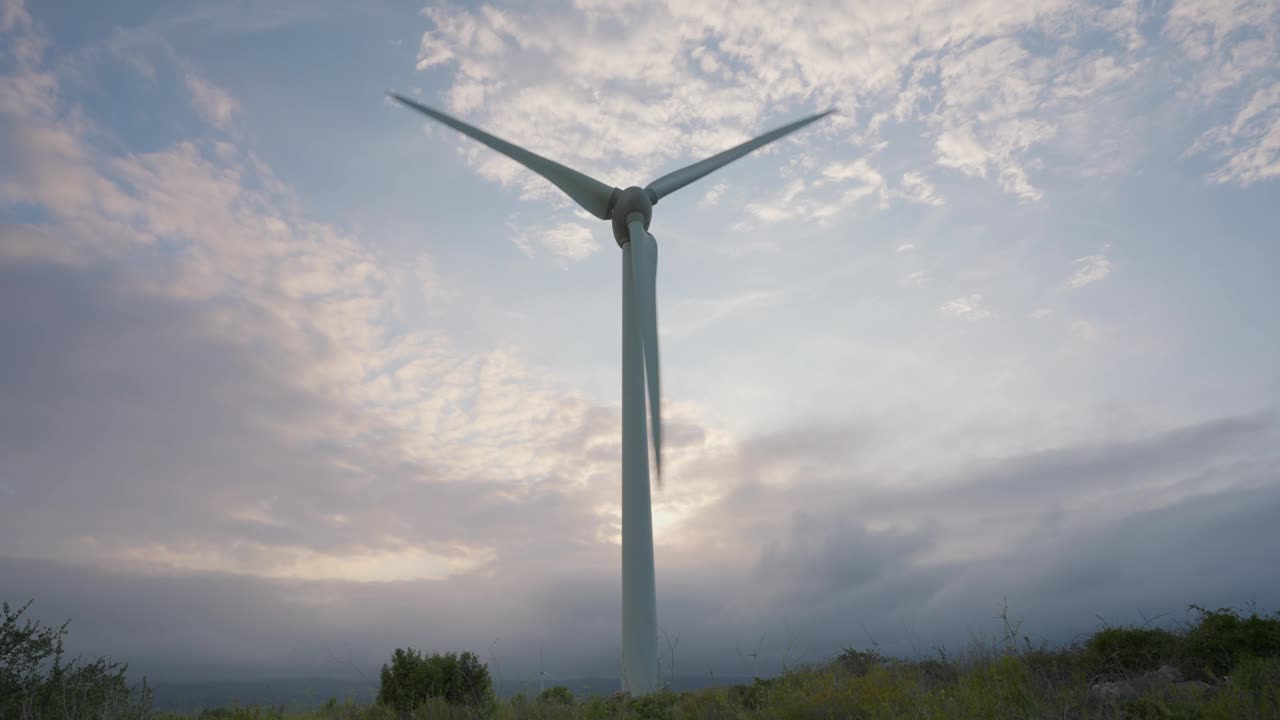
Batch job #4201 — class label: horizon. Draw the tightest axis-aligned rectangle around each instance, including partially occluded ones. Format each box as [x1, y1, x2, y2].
[2, 0, 1279, 696]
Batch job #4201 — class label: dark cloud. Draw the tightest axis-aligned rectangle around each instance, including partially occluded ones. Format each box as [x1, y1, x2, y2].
[0, 263, 619, 575]
[4, 267, 1275, 688]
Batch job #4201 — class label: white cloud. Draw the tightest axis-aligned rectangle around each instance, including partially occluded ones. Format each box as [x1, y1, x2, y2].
[183, 72, 239, 131]
[1189, 82, 1280, 186]
[1065, 250, 1113, 289]
[698, 182, 727, 208]
[935, 125, 990, 178]
[1164, 0, 1280, 186]
[538, 222, 599, 263]
[895, 171, 945, 206]
[511, 221, 601, 264]
[1029, 308, 1054, 319]
[1072, 319, 1098, 340]
[940, 294, 991, 320]
[895, 243, 915, 253]
[406, 0, 1175, 210]
[0, 15, 729, 582]
[900, 271, 927, 289]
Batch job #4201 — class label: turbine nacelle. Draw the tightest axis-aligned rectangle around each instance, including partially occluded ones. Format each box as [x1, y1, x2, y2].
[609, 186, 655, 248]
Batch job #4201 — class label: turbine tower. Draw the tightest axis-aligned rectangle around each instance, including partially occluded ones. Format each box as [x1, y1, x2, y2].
[388, 92, 832, 695]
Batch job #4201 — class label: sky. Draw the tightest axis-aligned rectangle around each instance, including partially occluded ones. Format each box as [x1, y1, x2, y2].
[2, 0, 1280, 690]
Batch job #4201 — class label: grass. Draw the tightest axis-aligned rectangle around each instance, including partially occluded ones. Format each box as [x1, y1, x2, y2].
[15, 603, 1280, 720]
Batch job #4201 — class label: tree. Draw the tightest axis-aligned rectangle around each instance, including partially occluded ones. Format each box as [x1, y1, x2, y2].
[377, 647, 493, 713]
[1, 599, 152, 719]
[538, 685, 574, 705]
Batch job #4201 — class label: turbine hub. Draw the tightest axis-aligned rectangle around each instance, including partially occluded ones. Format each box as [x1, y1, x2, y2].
[611, 186, 655, 247]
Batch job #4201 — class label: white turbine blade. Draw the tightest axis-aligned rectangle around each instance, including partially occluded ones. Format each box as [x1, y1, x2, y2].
[388, 91, 619, 220]
[626, 217, 663, 487]
[644, 109, 835, 203]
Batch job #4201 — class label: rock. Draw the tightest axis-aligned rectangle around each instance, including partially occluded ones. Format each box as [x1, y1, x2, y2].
[1168, 680, 1212, 699]
[1089, 681, 1139, 703]
[1090, 665, 1192, 704]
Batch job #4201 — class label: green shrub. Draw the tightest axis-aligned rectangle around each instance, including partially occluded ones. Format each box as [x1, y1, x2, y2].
[1085, 626, 1182, 679]
[377, 647, 494, 714]
[906, 657, 961, 689]
[536, 685, 574, 705]
[837, 646, 889, 678]
[1021, 644, 1089, 688]
[1, 599, 153, 720]
[624, 689, 679, 720]
[1118, 695, 1204, 720]
[725, 676, 781, 710]
[1199, 655, 1280, 719]
[676, 688, 735, 720]
[1180, 605, 1280, 682]
[320, 697, 398, 720]
[954, 654, 1038, 719]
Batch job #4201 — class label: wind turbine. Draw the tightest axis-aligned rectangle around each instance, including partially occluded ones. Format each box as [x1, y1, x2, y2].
[388, 91, 832, 695]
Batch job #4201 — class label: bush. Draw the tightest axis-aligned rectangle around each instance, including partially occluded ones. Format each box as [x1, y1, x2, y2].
[906, 657, 961, 689]
[1085, 626, 1182, 679]
[1180, 605, 1280, 682]
[1199, 655, 1280, 719]
[676, 688, 735, 720]
[1, 599, 153, 720]
[537, 685, 573, 705]
[955, 655, 1038, 719]
[725, 676, 781, 710]
[836, 646, 888, 678]
[625, 689, 679, 720]
[377, 647, 494, 714]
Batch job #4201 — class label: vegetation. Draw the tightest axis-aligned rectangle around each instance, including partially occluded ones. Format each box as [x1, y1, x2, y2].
[538, 686, 575, 705]
[5, 597, 1280, 719]
[1, 599, 154, 720]
[377, 647, 495, 713]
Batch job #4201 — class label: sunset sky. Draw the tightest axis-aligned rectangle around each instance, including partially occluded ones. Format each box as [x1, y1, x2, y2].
[2, 0, 1279, 687]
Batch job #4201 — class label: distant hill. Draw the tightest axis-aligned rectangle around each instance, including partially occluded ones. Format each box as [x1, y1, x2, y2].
[149, 673, 758, 712]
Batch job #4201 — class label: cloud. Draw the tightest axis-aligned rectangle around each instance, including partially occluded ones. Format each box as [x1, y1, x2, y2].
[405, 0, 1207, 211]
[935, 126, 990, 178]
[895, 172, 944, 206]
[1065, 250, 1112, 289]
[900, 271, 927, 289]
[8, 410, 1277, 685]
[698, 182, 727, 208]
[1029, 308, 1054, 319]
[1072, 319, 1098, 340]
[0, 7, 701, 594]
[183, 72, 239, 131]
[940, 294, 991, 320]
[5, 0, 1280, 693]
[1189, 82, 1280, 186]
[513, 221, 601, 264]
[1164, 0, 1280, 186]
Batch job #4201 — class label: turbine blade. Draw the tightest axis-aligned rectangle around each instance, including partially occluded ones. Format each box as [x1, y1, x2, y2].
[626, 217, 663, 487]
[644, 109, 836, 203]
[388, 91, 619, 220]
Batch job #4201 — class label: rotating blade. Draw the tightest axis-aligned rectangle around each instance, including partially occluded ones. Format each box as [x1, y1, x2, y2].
[644, 109, 835, 203]
[626, 217, 663, 487]
[387, 91, 619, 220]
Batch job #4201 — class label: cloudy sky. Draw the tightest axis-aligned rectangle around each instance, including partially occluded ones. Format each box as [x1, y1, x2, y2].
[3, 0, 1279, 688]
